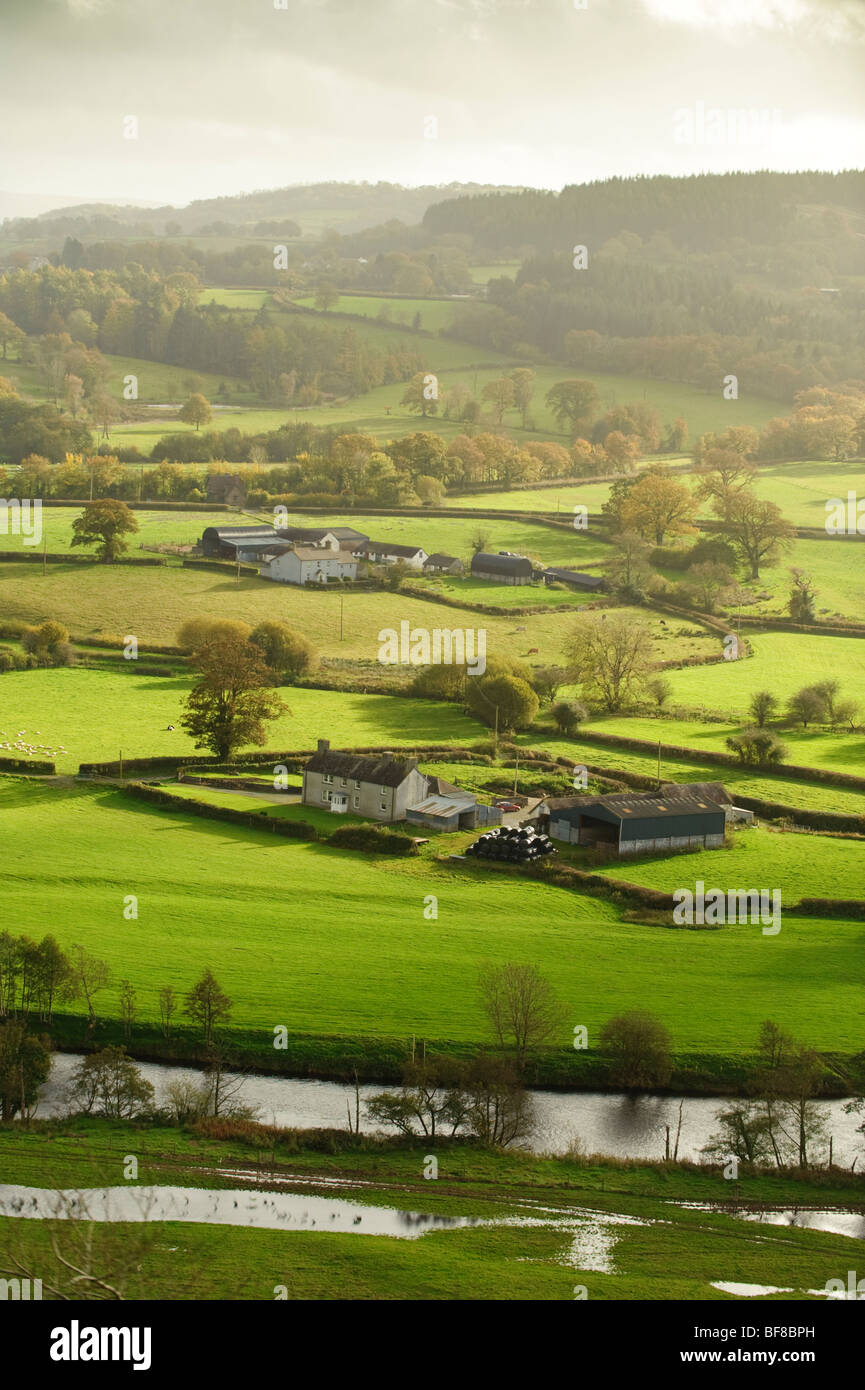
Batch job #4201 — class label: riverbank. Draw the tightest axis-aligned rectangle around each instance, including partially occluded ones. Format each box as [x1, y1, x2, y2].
[43, 1014, 859, 1099]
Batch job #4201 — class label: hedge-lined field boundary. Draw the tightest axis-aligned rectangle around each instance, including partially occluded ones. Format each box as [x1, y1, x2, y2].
[578, 729, 865, 791]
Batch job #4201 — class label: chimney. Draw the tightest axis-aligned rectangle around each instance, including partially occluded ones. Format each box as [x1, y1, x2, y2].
[381, 750, 394, 761]
[317, 738, 330, 755]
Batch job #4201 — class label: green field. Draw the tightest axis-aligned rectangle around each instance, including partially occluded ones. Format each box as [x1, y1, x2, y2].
[2, 776, 864, 1055]
[583, 715, 865, 777]
[198, 287, 273, 309]
[535, 732, 865, 818]
[0, 674, 484, 770]
[273, 509, 610, 569]
[593, 824, 865, 906]
[6, 352, 250, 409]
[294, 293, 464, 335]
[0, 507, 241, 553]
[2, 1120, 860, 1302]
[664, 631, 865, 714]
[0, 564, 716, 666]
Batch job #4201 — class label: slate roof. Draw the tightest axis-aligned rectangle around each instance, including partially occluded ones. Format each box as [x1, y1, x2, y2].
[359, 541, 426, 558]
[289, 546, 357, 562]
[471, 552, 534, 577]
[555, 792, 726, 822]
[544, 567, 605, 590]
[305, 750, 419, 786]
[660, 781, 732, 805]
[424, 553, 461, 568]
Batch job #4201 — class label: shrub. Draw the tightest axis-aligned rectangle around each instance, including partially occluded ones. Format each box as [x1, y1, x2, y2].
[327, 824, 418, 856]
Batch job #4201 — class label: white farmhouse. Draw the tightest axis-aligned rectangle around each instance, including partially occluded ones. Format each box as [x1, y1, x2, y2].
[260, 544, 358, 585]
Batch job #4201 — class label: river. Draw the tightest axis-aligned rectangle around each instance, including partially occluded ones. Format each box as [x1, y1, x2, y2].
[37, 1053, 864, 1166]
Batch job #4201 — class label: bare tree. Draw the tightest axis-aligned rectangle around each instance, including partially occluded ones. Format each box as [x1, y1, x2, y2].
[70, 945, 110, 1039]
[478, 962, 563, 1071]
[158, 985, 177, 1039]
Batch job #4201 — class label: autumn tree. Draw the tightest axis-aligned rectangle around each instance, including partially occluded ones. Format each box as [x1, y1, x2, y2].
[0, 1021, 51, 1121]
[481, 376, 515, 425]
[180, 632, 287, 760]
[619, 470, 698, 546]
[249, 620, 317, 684]
[544, 379, 599, 435]
[509, 367, 536, 428]
[400, 372, 439, 418]
[178, 392, 212, 431]
[723, 492, 795, 579]
[70, 498, 138, 562]
[566, 612, 654, 712]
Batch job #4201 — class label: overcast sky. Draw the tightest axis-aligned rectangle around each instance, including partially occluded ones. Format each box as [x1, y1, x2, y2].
[2, 0, 864, 209]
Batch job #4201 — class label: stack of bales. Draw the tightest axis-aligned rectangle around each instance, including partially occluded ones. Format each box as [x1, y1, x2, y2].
[465, 825, 556, 863]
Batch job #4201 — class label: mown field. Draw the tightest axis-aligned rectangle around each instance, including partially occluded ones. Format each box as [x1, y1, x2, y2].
[582, 715, 865, 777]
[1, 1120, 860, 1301]
[2, 777, 863, 1054]
[0, 507, 241, 553]
[274, 509, 610, 569]
[663, 632, 865, 713]
[593, 824, 865, 906]
[0, 675, 484, 770]
[0, 564, 717, 666]
[294, 293, 463, 334]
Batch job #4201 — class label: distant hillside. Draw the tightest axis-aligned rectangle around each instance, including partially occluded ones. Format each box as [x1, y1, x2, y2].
[6, 182, 527, 240]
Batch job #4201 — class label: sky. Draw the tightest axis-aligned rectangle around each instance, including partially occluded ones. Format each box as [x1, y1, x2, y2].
[1, 0, 863, 210]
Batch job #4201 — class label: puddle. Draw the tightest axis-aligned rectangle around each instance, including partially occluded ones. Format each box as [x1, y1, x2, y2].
[0, 1184, 483, 1239]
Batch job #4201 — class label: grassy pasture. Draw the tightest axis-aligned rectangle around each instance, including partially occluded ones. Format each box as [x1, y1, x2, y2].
[2, 1122, 860, 1302]
[197, 287, 273, 309]
[533, 733, 865, 818]
[582, 715, 865, 777]
[664, 631, 865, 714]
[6, 352, 249, 408]
[0, 674, 485, 770]
[0, 563, 717, 665]
[271, 509, 610, 569]
[2, 776, 864, 1055]
[0, 507, 241, 553]
[294, 293, 463, 335]
[593, 825, 865, 906]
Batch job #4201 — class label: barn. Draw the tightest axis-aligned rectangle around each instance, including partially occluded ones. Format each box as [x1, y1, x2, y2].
[470, 552, 534, 585]
[536, 791, 727, 857]
[543, 567, 606, 593]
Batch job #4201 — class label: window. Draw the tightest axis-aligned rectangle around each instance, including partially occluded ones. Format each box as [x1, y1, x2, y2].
[353, 780, 360, 789]
[340, 777, 347, 787]
[322, 790, 330, 802]
[380, 801, 388, 812]
[380, 785, 388, 795]
[323, 773, 333, 784]
[353, 795, 359, 808]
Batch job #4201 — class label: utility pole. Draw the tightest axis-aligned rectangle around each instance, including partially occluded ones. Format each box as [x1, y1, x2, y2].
[339, 591, 344, 641]
[118, 748, 123, 780]
[513, 748, 519, 796]
[657, 739, 661, 788]
[42, 533, 47, 577]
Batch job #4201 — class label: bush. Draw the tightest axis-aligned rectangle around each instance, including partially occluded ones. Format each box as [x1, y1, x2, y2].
[327, 824, 418, 856]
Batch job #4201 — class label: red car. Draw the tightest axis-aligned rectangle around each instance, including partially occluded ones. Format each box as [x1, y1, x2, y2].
[494, 800, 521, 812]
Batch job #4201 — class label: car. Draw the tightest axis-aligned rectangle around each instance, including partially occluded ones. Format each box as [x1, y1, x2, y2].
[494, 800, 521, 812]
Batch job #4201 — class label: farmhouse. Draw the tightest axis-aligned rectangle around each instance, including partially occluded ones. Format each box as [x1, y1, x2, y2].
[302, 742, 500, 828]
[470, 552, 534, 585]
[260, 545, 358, 585]
[278, 525, 369, 548]
[423, 553, 464, 575]
[358, 541, 428, 569]
[205, 474, 247, 507]
[303, 740, 428, 820]
[543, 567, 606, 593]
[534, 791, 727, 857]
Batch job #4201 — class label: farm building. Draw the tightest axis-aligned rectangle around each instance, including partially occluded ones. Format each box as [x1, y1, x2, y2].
[303, 741, 429, 821]
[278, 526, 369, 548]
[543, 568, 606, 593]
[405, 775, 501, 831]
[660, 781, 754, 825]
[358, 541, 428, 569]
[423, 553, 464, 575]
[470, 552, 534, 585]
[200, 524, 282, 558]
[533, 791, 727, 857]
[260, 545, 358, 585]
[206, 473, 248, 507]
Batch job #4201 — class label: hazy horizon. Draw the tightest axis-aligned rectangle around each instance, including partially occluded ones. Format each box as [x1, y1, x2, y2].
[2, 0, 864, 210]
